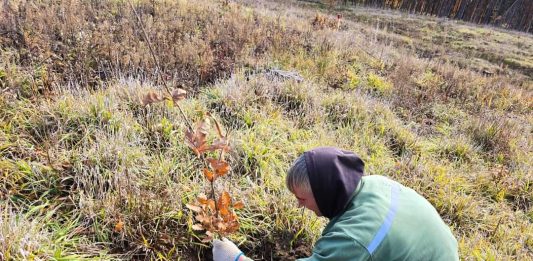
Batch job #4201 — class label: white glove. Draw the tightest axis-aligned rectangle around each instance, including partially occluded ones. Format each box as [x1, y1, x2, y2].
[212, 237, 245, 261]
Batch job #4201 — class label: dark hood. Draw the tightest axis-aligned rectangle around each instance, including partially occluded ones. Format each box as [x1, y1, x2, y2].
[304, 147, 364, 219]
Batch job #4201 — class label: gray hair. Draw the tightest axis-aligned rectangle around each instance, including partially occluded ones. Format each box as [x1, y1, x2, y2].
[286, 154, 311, 194]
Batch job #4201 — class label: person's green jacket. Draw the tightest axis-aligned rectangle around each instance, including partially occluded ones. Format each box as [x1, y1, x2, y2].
[299, 175, 459, 261]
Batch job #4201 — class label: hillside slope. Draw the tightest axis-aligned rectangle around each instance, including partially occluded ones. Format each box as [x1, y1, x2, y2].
[1, 0, 531, 260]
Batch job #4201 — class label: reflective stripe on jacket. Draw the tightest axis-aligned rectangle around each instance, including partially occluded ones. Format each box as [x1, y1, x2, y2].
[299, 175, 459, 261]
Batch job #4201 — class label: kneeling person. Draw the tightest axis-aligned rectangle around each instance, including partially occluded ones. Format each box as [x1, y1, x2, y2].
[213, 147, 459, 261]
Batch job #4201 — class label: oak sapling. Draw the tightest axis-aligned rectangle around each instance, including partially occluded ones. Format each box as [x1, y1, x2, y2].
[134, 0, 242, 243]
[184, 115, 243, 242]
[141, 89, 243, 242]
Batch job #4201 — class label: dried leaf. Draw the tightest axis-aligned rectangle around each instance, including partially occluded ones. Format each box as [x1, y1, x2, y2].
[227, 221, 239, 233]
[198, 193, 208, 205]
[186, 204, 202, 213]
[114, 220, 124, 232]
[209, 138, 230, 152]
[208, 158, 230, 176]
[233, 201, 244, 209]
[141, 91, 163, 106]
[201, 234, 213, 243]
[219, 207, 230, 216]
[223, 210, 237, 222]
[215, 221, 227, 231]
[207, 199, 216, 211]
[198, 118, 210, 135]
[171, 88, 187, 102]
[184, 121, 210, 156]
[203, 168, 215, 182]
[195, 214, 209, 224]
[192, 224, 204, 231]
[217, 191, 231, 211]
[185, 136, 205, 156]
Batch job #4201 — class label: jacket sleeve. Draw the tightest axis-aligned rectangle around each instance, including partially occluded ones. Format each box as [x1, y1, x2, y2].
[297, 231, 372, 261]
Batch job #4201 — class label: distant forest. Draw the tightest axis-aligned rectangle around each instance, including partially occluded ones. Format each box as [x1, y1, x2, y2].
[334, 0, 532, 33]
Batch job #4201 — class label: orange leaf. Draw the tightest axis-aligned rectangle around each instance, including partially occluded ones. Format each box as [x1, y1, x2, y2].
[222, 210, 236, 222]
[198, 193, 209, 205]
[208, 158, 230, 176]
[217, 191, 231, 211]
[203, 168, 215, 182]
[233, 201, 244, 209]
[171, 88, 187, 102]
[219, 207, 230, 217]
[207, 199, 216, 211]
[114, 220, 124, 232]
[186, 204, 202, 213]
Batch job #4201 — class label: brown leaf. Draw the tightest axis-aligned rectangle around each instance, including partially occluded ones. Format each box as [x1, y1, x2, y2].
[203, 168, 215, 182]
[209, 138, 230, 152]
[141, 91, 163, 106]
[233, 201, 244, 209]
[195, 214, 209, 224]
[207, 199, 216, 211]
[192, 224, 204, 231]
[227, 221, 239, 233]
[198, 118, 210, 135]
[184, 120, 211, 156]
[185, 131, 206, 156]
[219, 207, 230, 217]
[198, 193, 208, 205]
[186, 204, 202, 213]
[215, 221, 227, 231]
[217, 191, 231, 211]
[171, 88, 187, 102]
[207, 158, 230, 176]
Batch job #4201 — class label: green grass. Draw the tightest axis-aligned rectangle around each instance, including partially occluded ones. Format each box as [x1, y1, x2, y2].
[1, 0, 532, 260]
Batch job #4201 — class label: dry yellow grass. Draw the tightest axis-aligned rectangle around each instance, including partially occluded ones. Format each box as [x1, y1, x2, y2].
[1, 0, 531, 260]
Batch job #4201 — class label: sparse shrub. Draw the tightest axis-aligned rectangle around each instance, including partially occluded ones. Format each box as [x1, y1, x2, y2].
[323, 65, 349, 89]
[366, 72, 393, 95]
[0, 0, 293, 90]
[346, 64, 361, 90]
[415, 69, 445, 93]
[311, 13, 341, 30]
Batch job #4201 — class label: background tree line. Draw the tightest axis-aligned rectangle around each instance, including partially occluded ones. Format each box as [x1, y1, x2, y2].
[328, 0, 532, 33]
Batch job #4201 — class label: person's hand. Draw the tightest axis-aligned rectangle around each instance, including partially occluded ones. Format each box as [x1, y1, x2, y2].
[213, 237, 244, 261]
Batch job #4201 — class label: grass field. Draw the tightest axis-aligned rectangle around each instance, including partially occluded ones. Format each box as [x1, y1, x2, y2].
[1, 0, 532, 260]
